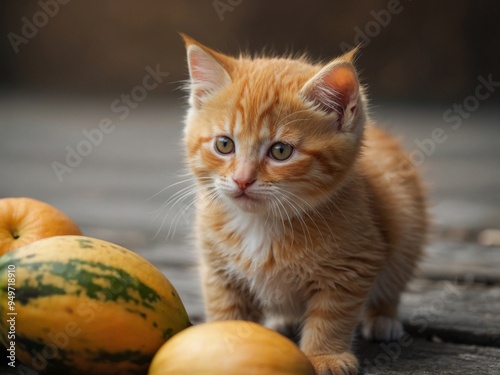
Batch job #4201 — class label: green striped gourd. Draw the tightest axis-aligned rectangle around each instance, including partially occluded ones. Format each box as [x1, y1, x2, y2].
[0, 235, 191, 375]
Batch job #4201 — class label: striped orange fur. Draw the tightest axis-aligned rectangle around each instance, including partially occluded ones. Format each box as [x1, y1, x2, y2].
[181, 34, 427, 375]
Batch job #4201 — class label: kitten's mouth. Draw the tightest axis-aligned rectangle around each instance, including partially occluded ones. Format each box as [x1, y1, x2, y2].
[234, 192, 258, 201]
[231, 192, 263, 211]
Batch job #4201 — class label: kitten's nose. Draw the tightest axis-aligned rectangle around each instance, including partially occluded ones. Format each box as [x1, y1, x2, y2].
[233, 177, 256, 191]
[233, 161, 257, 191]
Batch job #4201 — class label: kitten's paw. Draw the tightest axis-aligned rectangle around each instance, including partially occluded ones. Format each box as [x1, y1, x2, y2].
[308, 352, 358, 375]
[362, 315, 404, 342]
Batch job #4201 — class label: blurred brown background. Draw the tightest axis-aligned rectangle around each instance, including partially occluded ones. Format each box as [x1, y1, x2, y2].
[1, 0, 499, 102]
[1, 5, 500, 368]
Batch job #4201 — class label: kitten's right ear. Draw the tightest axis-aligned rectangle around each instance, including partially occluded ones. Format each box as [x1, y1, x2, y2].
[299, 49, 360, 131]
[181, 34, 232, 109]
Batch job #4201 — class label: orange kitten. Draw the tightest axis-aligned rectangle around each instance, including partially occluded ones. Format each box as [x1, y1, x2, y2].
[181, 34, 427, 375]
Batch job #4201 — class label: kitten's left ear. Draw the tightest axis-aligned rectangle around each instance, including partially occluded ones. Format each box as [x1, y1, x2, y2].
[181, 33, 233, 110]
[300, 49, 360, 131]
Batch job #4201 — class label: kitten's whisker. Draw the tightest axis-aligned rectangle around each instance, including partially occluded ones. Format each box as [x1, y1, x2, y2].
[278, 194, 313, 250]
[162, 184, 219, 240]
[277, 184, 330, 223]
[274, 185, 334, 252]
[263, 198, 274, 229]
[148, 178, 213, 227]
[145, 178, 196, 202]
[201, 188, 222, 219]
[151, 176, 212, 216]
[154, 188, 197, 240]
[275, 100, 286, 128]
[287, 183, 341, 255]
[278, 118, 312, 131]
[152, 184, 199, 221]
[273, 198, 291, 249]
[166, 193, 201, 240]
[272, 195, 294, 250]
[153, 184, 210, 240]
[277, 187, 331, 244]
[172, 167, 193, 177]
[276, 109, 311, 128]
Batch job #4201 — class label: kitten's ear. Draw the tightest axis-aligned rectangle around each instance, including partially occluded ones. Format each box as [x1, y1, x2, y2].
[181, 34, 232, 109]
[300, 49, 360, 131]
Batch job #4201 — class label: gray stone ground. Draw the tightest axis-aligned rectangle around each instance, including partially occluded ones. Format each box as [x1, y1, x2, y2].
[0, 94, 499, 374]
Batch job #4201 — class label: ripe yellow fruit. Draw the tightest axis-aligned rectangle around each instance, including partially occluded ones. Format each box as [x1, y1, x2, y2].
[0, 197, 82, 255]
[0, 235, 191, 375]
[148, 321, 315, 375]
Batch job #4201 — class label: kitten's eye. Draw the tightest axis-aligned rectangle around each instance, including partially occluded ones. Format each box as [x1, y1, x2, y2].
[215, 136, 235, 155]
[269, 142, 293, 161]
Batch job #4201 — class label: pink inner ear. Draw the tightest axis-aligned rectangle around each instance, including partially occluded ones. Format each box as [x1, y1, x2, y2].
[189, 48, 219, 86]
[189, 55, 213, 101]
[303, 62, 360, 128]
[187, 45, 231, 108]
[189, 54, 205, 81]
[323, 66, 358, 110]
[190, 54, 214, 83]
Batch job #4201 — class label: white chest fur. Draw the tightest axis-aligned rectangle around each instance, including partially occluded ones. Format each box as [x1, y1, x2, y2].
[221, 212, 306, 316]
[224, 211, 273, 264]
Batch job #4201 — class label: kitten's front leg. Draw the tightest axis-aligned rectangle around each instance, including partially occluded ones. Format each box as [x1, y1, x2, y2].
[301, 289, 363, 375]
[201, 264, 261, 322]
